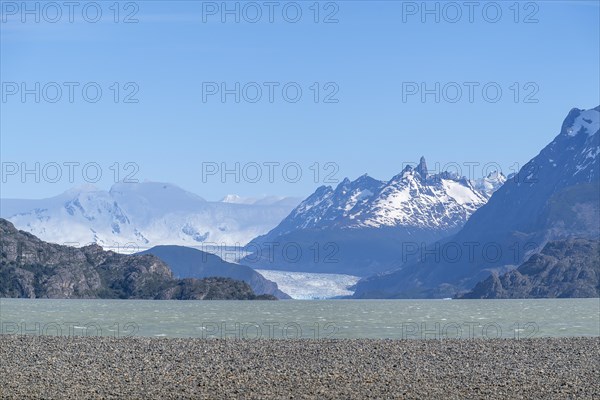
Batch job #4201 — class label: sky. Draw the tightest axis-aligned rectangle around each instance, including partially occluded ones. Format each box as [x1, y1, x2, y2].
[1, 0, 599, 201]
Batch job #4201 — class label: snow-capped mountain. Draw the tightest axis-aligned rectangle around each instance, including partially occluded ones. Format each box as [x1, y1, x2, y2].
[354, 106, 600, 298]
[243, 158, 504, 276]
[472, 170, 508, 198]
[257, 157, 502, 238]
[268, 174, 387, 234]
[345, 163, 496, 231]
[0, 182, 300, 252]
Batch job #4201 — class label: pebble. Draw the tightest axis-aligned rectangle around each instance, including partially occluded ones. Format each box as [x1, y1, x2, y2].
[0, 336, 598, 399]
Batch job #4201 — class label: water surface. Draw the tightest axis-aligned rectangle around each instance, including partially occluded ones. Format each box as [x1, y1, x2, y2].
[1, 298, 598, 339]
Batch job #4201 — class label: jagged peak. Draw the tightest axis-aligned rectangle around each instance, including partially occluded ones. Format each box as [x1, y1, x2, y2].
[415, 156, 428, 180]
[352, 173, 383, 185]
[332, 175, 384, 194]
[388, 165, 413, 183]
[354, 173, 371, 182]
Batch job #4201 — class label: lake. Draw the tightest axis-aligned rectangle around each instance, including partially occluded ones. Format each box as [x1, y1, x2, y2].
[1, 298, 598, 339]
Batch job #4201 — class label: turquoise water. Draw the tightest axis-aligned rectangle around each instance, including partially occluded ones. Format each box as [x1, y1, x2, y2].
[1, 298, 598, 339]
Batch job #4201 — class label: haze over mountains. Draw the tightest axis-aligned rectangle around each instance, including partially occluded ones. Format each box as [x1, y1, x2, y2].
[0, 182, 300, 252]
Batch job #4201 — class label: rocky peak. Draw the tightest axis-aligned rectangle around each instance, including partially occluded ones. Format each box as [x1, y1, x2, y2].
[560, 106, 599, 137]
[415, 156, 428, 181]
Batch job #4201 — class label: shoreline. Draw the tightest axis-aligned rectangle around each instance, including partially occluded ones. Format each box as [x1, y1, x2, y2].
[1, 335, 599, 399]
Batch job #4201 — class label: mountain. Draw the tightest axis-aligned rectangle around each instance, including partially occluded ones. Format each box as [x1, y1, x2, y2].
[461, 238, 600, 299]
[354, 106, 600, 298]
[243, 158, 504, 276]
[139, 245, 290, 299]
[0, 182, 300, 252]
[473, 170, 511, 198]
[0, 218, 275, 299]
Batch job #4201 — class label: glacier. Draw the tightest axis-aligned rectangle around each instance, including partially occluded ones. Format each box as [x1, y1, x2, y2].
[255, 269, 360, 299]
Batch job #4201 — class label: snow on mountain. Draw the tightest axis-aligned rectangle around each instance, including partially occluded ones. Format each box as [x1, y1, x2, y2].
[221, 194, 249, 204]
[565, 108, 599, 137]
[472, 171, 507, 197]
[245, 157, 505, 276]
[353, 105, 600, 299]
[346, 168, 488, 230]
[262, 156, 499, 236]
[0, 182, 300, 252]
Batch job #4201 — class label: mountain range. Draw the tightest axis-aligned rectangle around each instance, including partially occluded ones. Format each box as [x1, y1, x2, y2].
[243, 158, 505, 276]
[0, 182, 300, 252]
[353, 106, 600, 298]
[2, 106, 597, 299]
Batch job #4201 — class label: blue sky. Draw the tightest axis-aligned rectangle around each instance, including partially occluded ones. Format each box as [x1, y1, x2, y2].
[1, 0, 599, 200]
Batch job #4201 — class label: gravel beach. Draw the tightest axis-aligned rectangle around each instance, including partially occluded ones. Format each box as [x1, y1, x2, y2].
[1, 336, 599, 399]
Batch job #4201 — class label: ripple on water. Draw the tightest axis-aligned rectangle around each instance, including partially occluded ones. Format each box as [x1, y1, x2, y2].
[1, 298, 598, 339]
